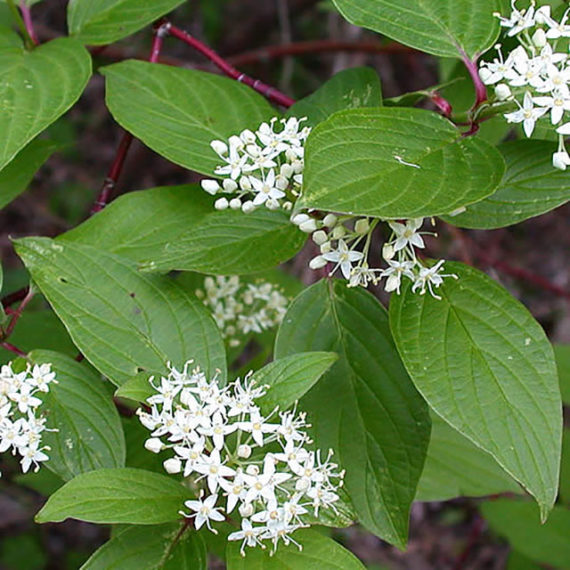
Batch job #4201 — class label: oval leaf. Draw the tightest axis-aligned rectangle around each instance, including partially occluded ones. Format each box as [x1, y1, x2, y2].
[443, 140, 570, 229]
[331, 0, 502, 59]
[275, 279, 430, 548]
[254, 352, 338, 414]
[300, 107, 504, 219]
[226, 528, 365, 569]
[14, 237, 226, 386]
[0, 37, 91, 171]
[82, 523, 207, 569]
[36, 468, 191, 524]
[68, 0, 185, 45]
[30, 350, 126, 481]
[389, 262, 562, 519]
[60, 186, 306, 275]
[102, 61, 276, 176]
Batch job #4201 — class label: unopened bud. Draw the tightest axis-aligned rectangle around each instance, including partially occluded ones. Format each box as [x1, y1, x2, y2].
[309, 256, 327, 270]
[299, 219, 318, 233]
[323, 213, 337, 228]
[354, 219, 370, 234]
[163, 458, 182, 474]
[210, 140, 228, 156]
[239, 176, 252, 191]
[382, 243, 395, 261]
[144, 438, 163, 454]
[223, 178, 238, 192]
[229, 198, 242, 210]
[552, 150, 570, 170]
[532, 28, 547, 48]
[214, 197, 229, 210]
[237, 444, 252, 459]
[312, 230, 328, 245]
[494, 83, 512, 101]
[246, 464, 259, 476]
[478, 66, 493, 85]
[332, 225, 346, 239]
[291, 213, 310, 226]
[239, 503, 254, 517]
[201, 179, 220, 195]
[242, 200, 256, 214]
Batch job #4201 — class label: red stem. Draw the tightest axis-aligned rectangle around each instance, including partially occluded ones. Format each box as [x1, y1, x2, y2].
[453, 515, 485, 570]
[168, 24, 295, 108]
[1, 342, 26, 357]
[3, 288, 34, 339]
[90, 23, 169, 215]
[462, 54, 487, 109]
[1, 286, 29, 309]
[19, 1, 38, 45]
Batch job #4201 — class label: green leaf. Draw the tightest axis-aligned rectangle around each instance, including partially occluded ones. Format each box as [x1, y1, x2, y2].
[14, 237, 226, 387]
[116, 371, 157, 404]
[390, 262, 562, 519]
[416, 414, 520, 501]
[0, 37, 91, 171]
[226, 528, 366, 569]
[36, 468, 191, 524]
[331, 0, 502, 59]
[300, 107, 504, 219]
[560, 429, 570, 506]
[60, 186, 305, 275]
[254, 352, 338, 414]
[554, 344, 570, 405]
[481, 499, 570, 568]
[29, 350, 126, 481]
[68, 0, 185, 45]
[0, 263, 5, 325]
[275, 279, 430, 548]
[286, 67, 382, 127]
[443, 141, 570, 229]
[0, 138, 58, 209]
[0, 309, 77, 365]
[102, 61, 276, 175]
[0, 25, 23, 50]
[506, 551, 543, 570]
[82, 523, 207, 569]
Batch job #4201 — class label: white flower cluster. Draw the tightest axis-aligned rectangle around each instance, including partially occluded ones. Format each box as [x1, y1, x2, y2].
[479, 0, 570, 169]
[0, 362, 56, 475]
[195, 276, 288, 347]
[138, 361, 344, 555]
[200, 117, 310, 213]
[298, 214, 457, 298]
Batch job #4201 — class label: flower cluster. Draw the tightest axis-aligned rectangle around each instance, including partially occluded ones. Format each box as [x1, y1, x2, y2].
[200, 117, 310, 213]
[195, 276, 288, 347]
[479, 0, 570, 169]
[201, 119, 456, 298]
[297, 214, 457, 298]
[138, 361, 344, 555]
[0, 362, 56, 475]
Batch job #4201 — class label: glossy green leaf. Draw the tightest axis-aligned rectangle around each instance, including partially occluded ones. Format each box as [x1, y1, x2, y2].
[82, 523, 207, 569]
[300, 107, 504, 219]
[102, 61, 275, 175]
[0, 25, 23, 49]
[275, 279, 430, 548]
[505, 551, 542, 570]
[0, 310, 77, 365]
[36, 468, 191, 524]
[481, 499, 570, 568]
[560, 429, 570, 506]
[0, 37, 91, 171]
[29, 350, 125, 481]
[416, 414, 520, 501]
[60, 186, 305, 275]
[286, 67, 382, 127]
[226, 528, 365, 569]
[443, 141, 570, 229]
[331, 0, 502, 58]
[554, 344, 570, 405]
[68, 0, 185, 45]
[390, 262, 562, 519]
[254, 352, 338, 414]
[0, 139, 58, 209]
[15, 237, 226, 387]
[116, 371, 158, 404]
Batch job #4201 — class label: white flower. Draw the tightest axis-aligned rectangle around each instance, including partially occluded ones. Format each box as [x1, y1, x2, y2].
[322, 239, 364, 280]
[533, 92, 570, 124]
[504, 91, 548, 137]
[20, 444, 50, 474]
[544, 8, 570, 39]
[380, 260, 415, 294]
[388, 218, 425, 252]
[228, 519, 265, 555]
[181, 493, 225, 532]
[250, 170, 285, 206]
[552, 150, 570, 170]
[237, 410, 278, 447]
[411, 260, 458, 299]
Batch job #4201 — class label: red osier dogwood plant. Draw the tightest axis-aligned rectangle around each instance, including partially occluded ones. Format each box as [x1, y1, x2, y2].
[0, 0, 569, 568]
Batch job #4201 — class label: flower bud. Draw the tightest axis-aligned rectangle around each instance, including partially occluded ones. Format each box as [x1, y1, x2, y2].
[266, 198, 280, 210]
[210, 140, 228, 156]
[295, 478, 310, 491]
[332, 225, 346, 239]
[229, 198, 242, 210]
[214, 197, 229, 210]
[237, 444, 252, 459]
[299, 219, 318, 233]
[239, 503, 254, 518]
[242, 200, 256, 214]
[494, 83, 512, 101]
[163, 457, 182, 474]
[312, 230, 328, 245]
[552, 150, 570, 170]
[320, 242, 332, 254]
[223, 178, 238, 192]
[323, 213, 337, 228]
[478, 66, 493, 85]
[309, 255, 327, 270]
[144, 437, 163, 454]
[239, 176, 252, 191]
[382, 243, 395, 261]
[280, 163, 294, 178]
[354, 219, 370, 234]
[291, 213, 309, 226]
[240, 129, 256, 144]
[201, 179, 220, 195]
[246, 464, 259, 476]
[535, 6, 551, 25]
[532, 28, 547, 48]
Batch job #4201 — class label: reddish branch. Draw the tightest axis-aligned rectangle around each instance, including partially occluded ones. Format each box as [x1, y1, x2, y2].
[1, 286, 29, 309]
[19, 1, 38, 45]
[2, 287, 34, 339]
[168, 23, 295, 108]
[1, 342, 26, 357]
